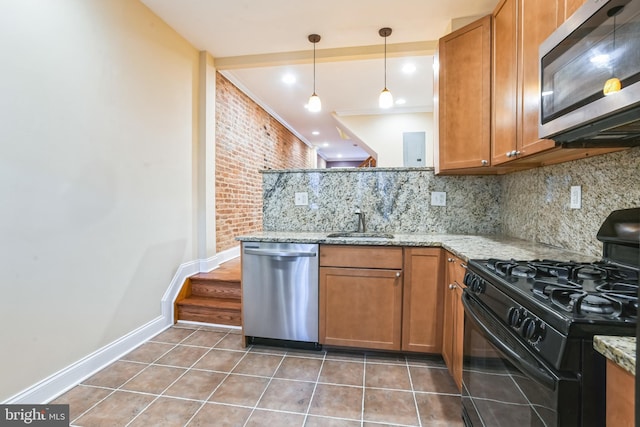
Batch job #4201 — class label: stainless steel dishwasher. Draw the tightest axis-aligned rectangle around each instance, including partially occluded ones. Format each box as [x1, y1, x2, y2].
[242, 242, 319, 345]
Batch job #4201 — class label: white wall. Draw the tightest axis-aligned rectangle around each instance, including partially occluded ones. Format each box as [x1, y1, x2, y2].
[0, 0, 200, 401]
[335, 112, 434, 167]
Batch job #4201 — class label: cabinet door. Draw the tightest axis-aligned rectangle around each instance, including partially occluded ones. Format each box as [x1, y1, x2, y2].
[492, 0, 518, 165]
[518, 0, 560, 157]
[402, 248, 443, 353]
[319, 267, 402, 351]
[452, 283, 466, 391]
[442, 253, 467, 391]
[442, 256, 458, 369]
[436, 15, 492, 172]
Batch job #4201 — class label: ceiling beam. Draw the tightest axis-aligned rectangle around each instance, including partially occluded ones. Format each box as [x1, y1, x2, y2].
[214, 40, 437, 70]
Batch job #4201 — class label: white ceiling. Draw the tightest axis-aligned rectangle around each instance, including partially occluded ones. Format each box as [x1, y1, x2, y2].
[141, 0, 498, 162]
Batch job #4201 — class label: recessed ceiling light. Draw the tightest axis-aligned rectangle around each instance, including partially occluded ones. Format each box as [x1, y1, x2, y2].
[312, 131, 320, 136]
[282, 73, 296, 84]
[337, 154, 343, 158]
[395, 98, 406, 105]
[322, 142, 329, 147]
[402, 63, 417, 74]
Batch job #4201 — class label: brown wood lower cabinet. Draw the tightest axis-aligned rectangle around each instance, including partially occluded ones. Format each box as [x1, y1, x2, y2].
[442, 252, 467, 390]
[318, 245, 442, 353]
[402, 248, 443, 353]
[319, 266, 403, 350]
[606, 359, 635, 427]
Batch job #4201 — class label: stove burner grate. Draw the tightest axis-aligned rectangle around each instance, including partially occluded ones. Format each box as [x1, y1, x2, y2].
[548, 289, 625, 316]
[532, 276, 638, 319]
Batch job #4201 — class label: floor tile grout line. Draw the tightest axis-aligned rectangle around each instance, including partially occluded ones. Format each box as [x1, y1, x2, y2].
[301, 348, 327, 425]
[72, 335, 186, 424]
[238, 351, 288, 427]
[122, 330, 230, 427]
[183, 334, 253, 427]
[361, 353, 367, 427]
[406, 360, 423, 427]
[67, 388, 118, 425]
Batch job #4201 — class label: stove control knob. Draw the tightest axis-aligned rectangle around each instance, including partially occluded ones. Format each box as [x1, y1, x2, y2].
[522, 317, 544, 342]
[470, 277, 485, 294]
[507, 307, 524, 327]
[463, 272, 473, 286]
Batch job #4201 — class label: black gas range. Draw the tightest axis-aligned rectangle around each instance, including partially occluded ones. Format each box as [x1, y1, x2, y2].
[461, 208, 639, 427]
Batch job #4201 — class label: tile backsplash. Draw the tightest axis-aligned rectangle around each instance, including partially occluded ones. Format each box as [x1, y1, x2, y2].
[262, 168, 502, 234]
[262, 147, 640, 257]
[501, 147, 640, 256]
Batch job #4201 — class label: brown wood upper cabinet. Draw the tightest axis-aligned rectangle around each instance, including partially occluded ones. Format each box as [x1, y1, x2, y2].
[319, 245, 442, 353]
[491, 0, 559, 165]
[435, 15, 492, 173]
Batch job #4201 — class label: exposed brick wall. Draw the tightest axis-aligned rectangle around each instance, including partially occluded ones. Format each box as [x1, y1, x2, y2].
[215, 72, 313, 252]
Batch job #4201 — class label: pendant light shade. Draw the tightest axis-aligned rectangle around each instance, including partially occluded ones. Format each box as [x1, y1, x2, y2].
[603, 6, 624, 96]
[378, 27, 393, 109]
[308, 34, 322, 112]
[379, 88, 393, 109]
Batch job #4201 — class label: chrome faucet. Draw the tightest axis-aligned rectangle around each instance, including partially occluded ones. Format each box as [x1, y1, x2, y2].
[354, 210, 366, 233]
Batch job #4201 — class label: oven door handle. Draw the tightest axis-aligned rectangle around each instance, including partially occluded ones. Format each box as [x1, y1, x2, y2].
[462, 291, 558, 390]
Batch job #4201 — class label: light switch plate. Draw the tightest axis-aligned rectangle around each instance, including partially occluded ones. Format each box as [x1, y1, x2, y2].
[570, 186, 581, 209]
[294, 192, 308, 206]
[431, 191, 447, 207]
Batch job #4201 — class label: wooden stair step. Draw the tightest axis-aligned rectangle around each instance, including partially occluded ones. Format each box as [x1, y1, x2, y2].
[177, 297, 241, 326]
[178, 296, 241, 310]
[191, 280, 241, 300]
[190, 274, 240, 286]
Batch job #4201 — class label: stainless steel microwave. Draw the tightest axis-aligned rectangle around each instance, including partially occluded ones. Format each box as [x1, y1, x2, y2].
[539, 0, 640, 148]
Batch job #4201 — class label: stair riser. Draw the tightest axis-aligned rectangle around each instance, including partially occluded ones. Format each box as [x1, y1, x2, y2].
[191, 282, 241, 300]
[177, 306, 241, 326]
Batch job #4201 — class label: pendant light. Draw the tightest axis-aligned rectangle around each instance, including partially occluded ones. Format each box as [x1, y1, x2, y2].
[308, 34, 322, 112]
[378, 27, 393, 109]
[603, 5, 624, 96]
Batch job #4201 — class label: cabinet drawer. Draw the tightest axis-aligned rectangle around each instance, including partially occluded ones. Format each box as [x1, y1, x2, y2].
[320, 245, 403, 269]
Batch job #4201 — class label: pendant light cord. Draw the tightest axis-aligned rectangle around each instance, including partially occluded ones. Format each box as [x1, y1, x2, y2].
[384, 35, 387, 88]
[612, 14, 617, 76]
[313, 41, 316, 93]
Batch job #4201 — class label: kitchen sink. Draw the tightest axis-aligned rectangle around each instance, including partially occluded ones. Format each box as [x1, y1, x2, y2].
[326, 232, 394, 239]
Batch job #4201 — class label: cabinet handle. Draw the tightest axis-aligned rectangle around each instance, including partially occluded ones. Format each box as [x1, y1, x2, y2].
[447, 258, 454, 262]
[460, 263, 467, 269]
[449, 284, 456, 290]
[506, 151, 512, 158]
[481, 159, 488, 166]
[396, 272, 401, 278]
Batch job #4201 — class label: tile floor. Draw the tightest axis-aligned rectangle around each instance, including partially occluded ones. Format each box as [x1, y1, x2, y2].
[52, 323, 464, 426]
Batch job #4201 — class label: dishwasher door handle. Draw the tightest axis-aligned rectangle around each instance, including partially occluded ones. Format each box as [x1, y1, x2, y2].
[244, 248, 317, 257]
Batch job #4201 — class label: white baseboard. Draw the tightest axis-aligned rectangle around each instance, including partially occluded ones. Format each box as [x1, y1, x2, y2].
[198, 245, 240, 273]
[3, 246, 241, 404]
[4, 316, 170, 404]
[161, 245, 240, 320]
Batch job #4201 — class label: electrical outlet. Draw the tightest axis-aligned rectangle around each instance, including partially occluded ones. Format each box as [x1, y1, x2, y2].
[431, 191, 447, 207]
[570, 186, 581, 209]
[294, 192, 308, 206]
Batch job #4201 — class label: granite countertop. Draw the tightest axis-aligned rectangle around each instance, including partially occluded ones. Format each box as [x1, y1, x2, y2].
[236, 232, 598, 263]
[594, 336, 636, 376]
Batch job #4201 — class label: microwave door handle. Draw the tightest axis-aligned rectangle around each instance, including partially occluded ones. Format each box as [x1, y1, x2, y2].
[462, 291, 557, 390]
